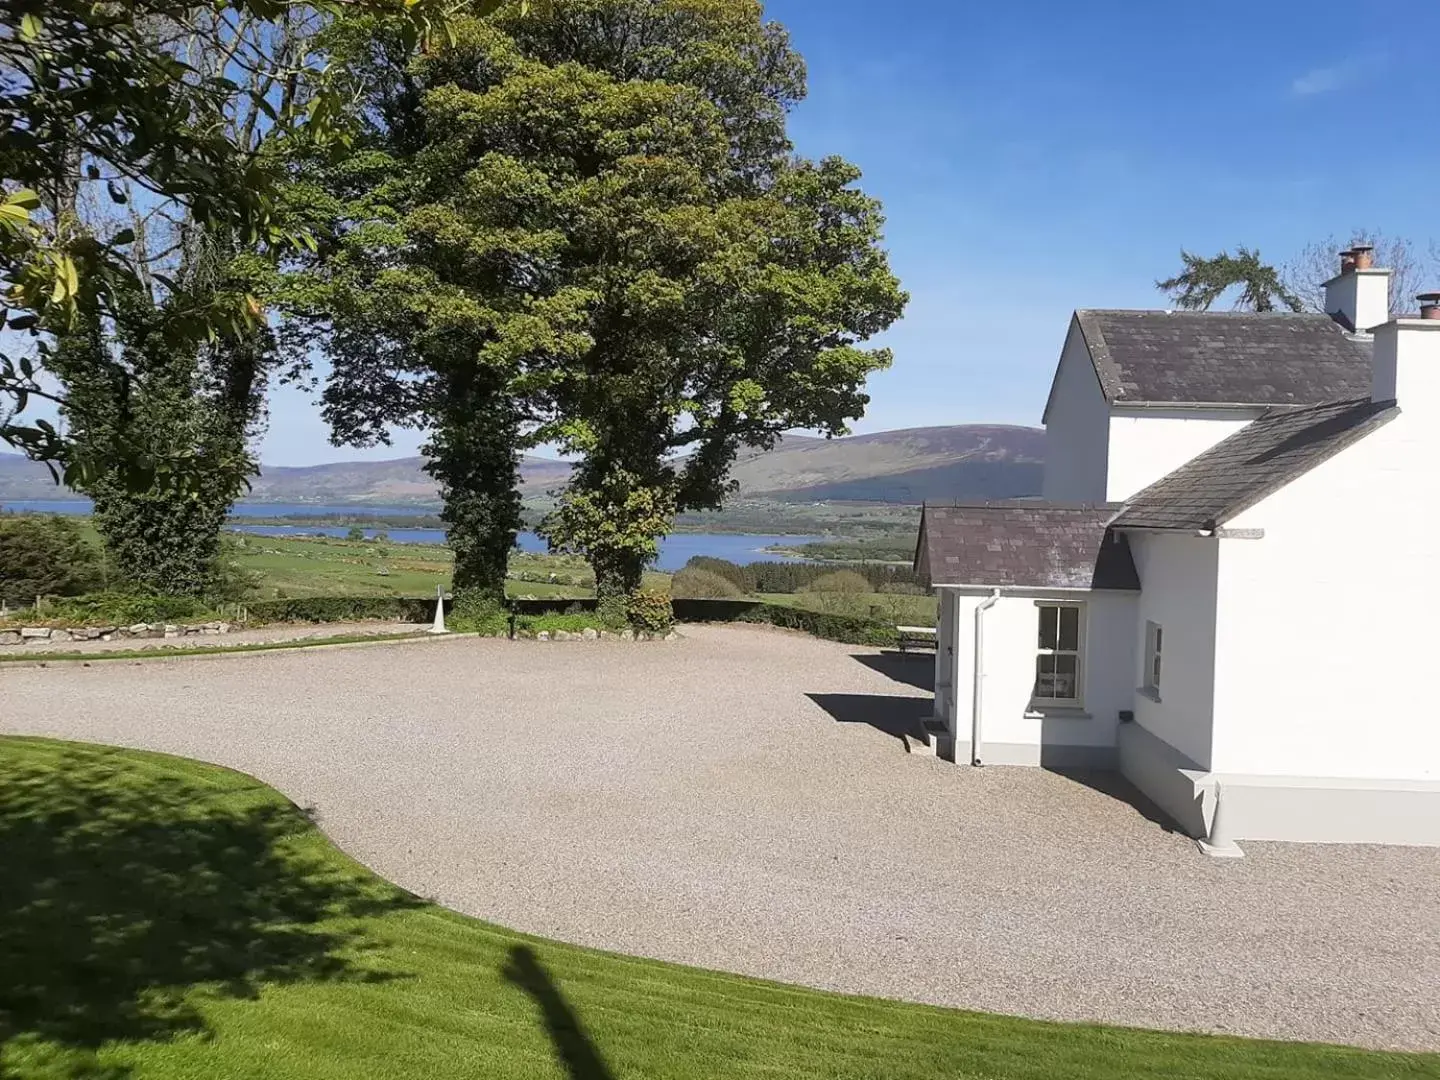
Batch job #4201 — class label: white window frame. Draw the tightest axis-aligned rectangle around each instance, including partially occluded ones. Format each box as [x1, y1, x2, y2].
[1031, 601, 1085, 708]
[1143, 620, 1163, 698]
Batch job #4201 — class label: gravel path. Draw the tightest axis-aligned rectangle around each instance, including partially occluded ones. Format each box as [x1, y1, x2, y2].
[3, 623, 1436, 1051]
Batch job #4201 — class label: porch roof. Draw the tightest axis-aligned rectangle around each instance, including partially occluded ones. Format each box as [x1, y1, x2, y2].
[915, 501, 1140, 591]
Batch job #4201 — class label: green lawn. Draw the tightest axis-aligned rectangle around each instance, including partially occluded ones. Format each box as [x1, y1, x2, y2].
[1, 737, 1429, 1079]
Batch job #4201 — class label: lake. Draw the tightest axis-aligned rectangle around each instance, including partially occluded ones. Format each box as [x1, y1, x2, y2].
[1, 500, 819, 572]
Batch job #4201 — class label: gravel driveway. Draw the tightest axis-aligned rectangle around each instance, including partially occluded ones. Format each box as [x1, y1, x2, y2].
[3, 624, 1436, 1051]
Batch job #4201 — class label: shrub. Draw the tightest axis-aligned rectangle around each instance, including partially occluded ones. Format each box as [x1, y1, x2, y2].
[13, 591, 218, 627]
[626, 588, 673, 632]
[878, 581, 928, 596]
[736, 604, 898, 647]
[0, 514, 101, 607]
[800, 570, 872, 594]
[346, 526, 365, 542]
[244, 596, 435, 624]
[671, 567, 743, 600]
[682, 556, 753, 592]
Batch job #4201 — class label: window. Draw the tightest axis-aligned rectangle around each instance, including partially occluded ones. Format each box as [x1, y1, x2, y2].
[1033, 604, 1083, 705]
[1144, 621, 1163, 697]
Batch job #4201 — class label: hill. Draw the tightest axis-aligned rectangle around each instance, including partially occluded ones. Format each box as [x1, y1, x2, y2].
[0, 424, 1043, 507]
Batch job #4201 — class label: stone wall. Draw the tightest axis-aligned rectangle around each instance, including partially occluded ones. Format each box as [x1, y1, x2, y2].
[0, 621, 234, 646]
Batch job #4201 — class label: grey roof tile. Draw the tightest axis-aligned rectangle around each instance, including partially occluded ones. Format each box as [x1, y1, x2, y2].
[1076, 310, 1372, 406]
[1113, 398, 1398, 531]
[916, 501, 1140, 590]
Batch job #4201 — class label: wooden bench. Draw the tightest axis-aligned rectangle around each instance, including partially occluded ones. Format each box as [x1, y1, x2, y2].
[895, 624, 938, 654]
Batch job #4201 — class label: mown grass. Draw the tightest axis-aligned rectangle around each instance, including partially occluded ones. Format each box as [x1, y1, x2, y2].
[0, 735, 1431, 1080]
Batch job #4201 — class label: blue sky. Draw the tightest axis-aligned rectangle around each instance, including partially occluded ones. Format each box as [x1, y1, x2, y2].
[253, 0, 1432, 463]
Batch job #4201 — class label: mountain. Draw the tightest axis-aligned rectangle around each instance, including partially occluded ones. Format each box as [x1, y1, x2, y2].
[0, 424, 1044, 506]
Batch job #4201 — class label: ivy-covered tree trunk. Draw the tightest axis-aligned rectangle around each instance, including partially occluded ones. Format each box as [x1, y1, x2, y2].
[424, 373, 523, 603]
[591, 549, 646, 626]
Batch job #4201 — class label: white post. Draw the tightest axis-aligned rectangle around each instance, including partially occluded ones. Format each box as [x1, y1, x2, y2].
[428, 584, 449, 635]
[1197, 783, 1244, 858]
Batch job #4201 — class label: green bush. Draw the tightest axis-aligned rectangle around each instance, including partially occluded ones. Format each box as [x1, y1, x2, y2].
[0, 514, 101, 607]
[9, 591, 220, 628]
[243, 596, 436, 624]
[799, 570, 872, 594]
[878, 581, 928, 596]
[626, 588, 674, 632]
[346, 526, 365, 542]
[670, 567, 743, 600]
[737, 604, 898, 647]
[681, 556, 754, 592]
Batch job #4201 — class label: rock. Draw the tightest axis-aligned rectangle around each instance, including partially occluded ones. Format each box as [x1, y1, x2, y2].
[664, 630, 679, 641]
[0, 631, 21, 645]
[218, 622, 231, 634]
[128, 623, 149, 636]
[634, 631, 649, 642]
[49, 629, 72, 643]
[20, 627, 50, 640]
[100, 634, 113, 642]
[619, 629, 634, 642]
[163, 624, 181, 639]
[184, 625, 202, 635]
[553, 630, 572, 642]
[201, 627, 221, 635]
[581, 627, 598, 641]
[94, 626, 116, 636]
[205, 621, 222, 631]
[598, 630, 615, 640]
[536, 631, 550, 641]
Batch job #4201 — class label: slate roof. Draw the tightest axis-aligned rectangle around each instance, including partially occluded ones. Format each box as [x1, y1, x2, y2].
[916, 502, 1140, 590]
[1073, 310, 1373, 407]
[1112, 397, 1399, 531]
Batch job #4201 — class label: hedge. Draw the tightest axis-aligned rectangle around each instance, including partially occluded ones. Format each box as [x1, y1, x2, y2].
[244, 596, 443, 624]
[241, 595, 897, 647]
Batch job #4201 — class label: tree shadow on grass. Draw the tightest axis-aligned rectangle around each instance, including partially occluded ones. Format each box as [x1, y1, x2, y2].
[503, 946, 616, 1080]
[0, 744, 419, 1078]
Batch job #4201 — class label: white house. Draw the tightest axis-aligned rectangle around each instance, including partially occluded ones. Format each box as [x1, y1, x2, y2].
[916, 247, 1440, 850]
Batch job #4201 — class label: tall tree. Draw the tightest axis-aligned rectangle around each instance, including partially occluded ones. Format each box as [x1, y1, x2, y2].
[304, 0, 905, 613]
[0, 0, 447, 478]
[1157, 248, 1302, 313]
[1282, 231, 1439, 317]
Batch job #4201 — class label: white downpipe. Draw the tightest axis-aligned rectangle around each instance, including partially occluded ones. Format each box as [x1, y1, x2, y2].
[971, 589, 1001, 766]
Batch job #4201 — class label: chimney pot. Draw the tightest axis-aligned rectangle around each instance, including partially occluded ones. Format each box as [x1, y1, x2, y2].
[1339, 249, 1357, 273]
[1352, 244, 1375, 270]
[1418, 291, 1440, 321]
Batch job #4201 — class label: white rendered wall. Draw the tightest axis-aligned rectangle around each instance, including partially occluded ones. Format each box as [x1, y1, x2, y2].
[1127, 532, 1220, 769]
[1106, 410, 1254, 502]
[942, 590, 1136, 761]
[1214, 405, 1439, 782]
[1041, 322, 1110, 501]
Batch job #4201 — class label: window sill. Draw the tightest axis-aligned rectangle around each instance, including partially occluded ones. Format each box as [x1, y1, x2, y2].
[1135, 686, 1163, 704]
[1024, 705, 1092, 721]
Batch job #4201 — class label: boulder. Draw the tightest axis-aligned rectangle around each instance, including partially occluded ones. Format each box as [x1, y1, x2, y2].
[49, 629, 72, 643]
[218, 622, 232, 634]
[0, 630, 22, 645]
[664, 631, 679, 642]
[619, 629, 634, 642]
[127, 623, 149, 636]
[553, 630, 572, 642]
[535, 631, 550, 641]
[163, 624, 182, 639]
[20, 627, 50, 640]
[581, 627, 599, 641]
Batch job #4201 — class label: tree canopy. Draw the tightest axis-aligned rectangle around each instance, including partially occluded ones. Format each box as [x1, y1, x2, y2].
[1156, 248, 1302, 313]
[302, 0, 905, 608]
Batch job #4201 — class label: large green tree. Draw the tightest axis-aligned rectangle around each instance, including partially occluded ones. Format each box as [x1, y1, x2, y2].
[1156, 247, 1302, 313]
[0, 0, 447, 477]
[304, 0, 905, 611]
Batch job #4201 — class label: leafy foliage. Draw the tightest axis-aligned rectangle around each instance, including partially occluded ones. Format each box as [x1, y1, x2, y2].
[302, 0, 904, 609]
[671, 567, 745, 600]
[678, 555, 923, 594]
[1157, 248, 1302, 313]
[625, 588, 674, 632]
[2, 590, 221, 628]
[800, 570, 873, 594]
[0, 513, 99, 606]
[0, 0, 448, 473]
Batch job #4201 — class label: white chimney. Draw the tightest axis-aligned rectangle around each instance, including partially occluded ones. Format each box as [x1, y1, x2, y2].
[1371, 292, 1440, 407]
[1324, 244, 1391, 332]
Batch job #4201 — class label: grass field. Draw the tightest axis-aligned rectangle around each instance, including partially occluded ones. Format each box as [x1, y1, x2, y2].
[1, 735, 1429, 1080]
